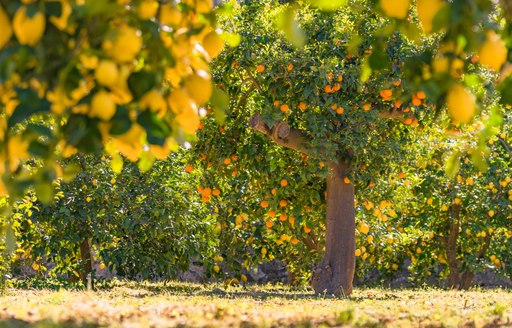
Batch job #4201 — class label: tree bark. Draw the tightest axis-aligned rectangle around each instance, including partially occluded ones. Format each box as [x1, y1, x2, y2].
[311, 162, 355, 296]
[249, 114, 355, 296]
[446, 204, 461, 289]
[79, 238, 93, 289]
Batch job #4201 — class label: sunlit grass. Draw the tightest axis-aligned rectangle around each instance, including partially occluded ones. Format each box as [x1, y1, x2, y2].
[1, 280, 511, 327]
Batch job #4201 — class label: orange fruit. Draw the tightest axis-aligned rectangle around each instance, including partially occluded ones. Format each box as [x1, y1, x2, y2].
[336, 107, 344, 114]
[304, 226, 311, 233]
[280, 104, 289, 113]
[291, 237, 299, 245]
[287, 63, 293, 71]
[298, 102, 307, 111]
[223, 157, 231, 165]
[343, 177, 351, 184]
[212, 189, 220, 196]
[185, 164, 194, 173]
[203, 187, 212, 197]
[261, 200, 269, 208]
[266, 221, 273, 228]
[324, 85, 333, 93]
[279, 200, 287, 207]
[256, 64, 265, 72]
[412, 95, 422, 106]
[362, 104, 371, 111]
[279, 214, 287, 221]
[280, 179, 288, 187]
[380, 89, 393, 99]
[268, 210, 276, 218]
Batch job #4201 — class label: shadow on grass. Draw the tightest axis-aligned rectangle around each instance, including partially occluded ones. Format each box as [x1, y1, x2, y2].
[9, 278, 402, 302]
[0, 318, 99, 328]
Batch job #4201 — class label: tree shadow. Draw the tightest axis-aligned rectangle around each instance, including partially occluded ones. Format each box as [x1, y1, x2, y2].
[0, 318, 99, 328]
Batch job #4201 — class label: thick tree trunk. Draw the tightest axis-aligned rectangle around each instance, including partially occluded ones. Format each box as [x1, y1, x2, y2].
[311, 162, 355, 296]
[249, 114, 356, 296]
[79, 238, 93, 289]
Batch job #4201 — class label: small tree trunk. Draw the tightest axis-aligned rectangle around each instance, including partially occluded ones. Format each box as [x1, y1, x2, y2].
[79, 238, 93, 289]
[311, 162, 355, 296]
[446, 205, 461, 289]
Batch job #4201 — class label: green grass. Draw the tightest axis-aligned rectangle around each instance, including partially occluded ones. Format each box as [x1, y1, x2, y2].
[1, 280, 511, 327]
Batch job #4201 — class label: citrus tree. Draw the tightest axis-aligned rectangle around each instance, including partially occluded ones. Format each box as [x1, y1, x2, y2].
[0, 0, 226, 202]
[12, 153, 215, 285]
[183, 0, 450, 295]
[398, 119, 511, 289]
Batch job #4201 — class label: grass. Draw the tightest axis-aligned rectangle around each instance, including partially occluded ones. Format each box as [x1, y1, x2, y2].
[1, 280, 511, 327]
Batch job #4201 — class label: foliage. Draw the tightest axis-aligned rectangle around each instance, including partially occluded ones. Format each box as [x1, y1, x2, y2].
[12, 153, 216, 281]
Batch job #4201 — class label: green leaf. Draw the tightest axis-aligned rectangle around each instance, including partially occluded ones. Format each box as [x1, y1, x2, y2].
[307, 0, 347, 11]
[211, 87, 229, 125]
[5, 224, 16, 254]
[127, 72, 157, 101]
[498, 75, 512, 106]
[8, 89, 51, 128]
[138, 152, 155, 172]
[111, 154, 124, 174]
[360, 58, 372, 82]
[137, 110, 170, 146]
[368, 43, 390, 71]
[276, 7, 306, 48]
[445, 151, 461, 178]
[35, 181, 54, 204]
[220, 32, 241, 47]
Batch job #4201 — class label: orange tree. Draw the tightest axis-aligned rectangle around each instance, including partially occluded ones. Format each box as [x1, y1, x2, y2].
[186, 0, 450, 295]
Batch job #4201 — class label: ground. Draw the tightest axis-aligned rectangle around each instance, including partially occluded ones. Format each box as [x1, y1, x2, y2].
[0, 281, 511, 327]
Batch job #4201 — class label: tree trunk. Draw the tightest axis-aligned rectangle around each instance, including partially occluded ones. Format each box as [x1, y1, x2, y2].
[248, 114, 356, 296]
[311, 162, 355, 296]
[79, 238, 93, 289]
[446, 205, 461, 289]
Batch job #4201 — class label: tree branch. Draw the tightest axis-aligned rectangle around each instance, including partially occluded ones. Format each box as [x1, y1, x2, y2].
[498, 136, 512, 156]
[249, 113, 308, 154]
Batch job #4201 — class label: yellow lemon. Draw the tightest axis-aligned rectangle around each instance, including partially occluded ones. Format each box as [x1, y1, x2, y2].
[202, 31, 224, 59]
[417, 0, 446, 34]
[90, 91, 116, 121]
[355, 249, 362, 257]
[140, 89, 167, 116]
[136, 0, 159, 20]
[213, 265, 220, 273]
[159, 3, 183, 26]
[446, 84, 476, 124]
[103, 24, 142, 63]
[112, 123, 145, 162]
[13, 6, 46, 46]
[95, 60, 119, 88]
[79, 54, 99, 69]
[478, 30, 508, 71]
[49, 0, 72, 31]
[380, 0, 410, 19]
[184, 71, 212, 106]
[0, 5, 13, 49]
[168, 89, 193, 114]
[176, 105, 200, 134]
